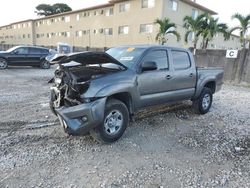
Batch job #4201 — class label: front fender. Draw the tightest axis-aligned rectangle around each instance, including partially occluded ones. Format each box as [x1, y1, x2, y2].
[95, 82, 136, 98]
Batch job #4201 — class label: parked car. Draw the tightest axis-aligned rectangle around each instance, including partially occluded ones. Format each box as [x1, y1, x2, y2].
[0, 45, 51, 69]
[49, 45, 224, 143]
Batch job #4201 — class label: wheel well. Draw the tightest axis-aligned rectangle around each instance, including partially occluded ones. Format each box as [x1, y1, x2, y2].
[108, 92, 133, 115]
[204, 81, 216, 94]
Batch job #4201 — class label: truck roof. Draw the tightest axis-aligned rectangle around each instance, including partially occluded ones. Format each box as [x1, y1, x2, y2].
[115, 45, 190, 52]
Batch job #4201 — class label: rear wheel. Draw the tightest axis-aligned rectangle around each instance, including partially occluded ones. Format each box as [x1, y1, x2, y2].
[0, 58, 8, 69]
[193, 87, 213, 114]
[40, 60, 50, 69]
[90, 99, 129, 143]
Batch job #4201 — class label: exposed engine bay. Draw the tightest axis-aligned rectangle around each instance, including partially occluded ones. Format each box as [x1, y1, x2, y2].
[51, 65, 120, 108]
[49, 52, 126, 112]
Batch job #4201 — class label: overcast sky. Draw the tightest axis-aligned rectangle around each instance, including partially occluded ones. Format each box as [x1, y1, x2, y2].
[0, 0, 249, 28]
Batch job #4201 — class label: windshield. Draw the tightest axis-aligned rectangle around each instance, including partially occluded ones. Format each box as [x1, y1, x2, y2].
[106, 47, 146, 69]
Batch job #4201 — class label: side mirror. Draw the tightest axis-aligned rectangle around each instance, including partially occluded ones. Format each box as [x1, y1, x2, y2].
[141, 61, 157, 72]
[13, 51, 19, 54]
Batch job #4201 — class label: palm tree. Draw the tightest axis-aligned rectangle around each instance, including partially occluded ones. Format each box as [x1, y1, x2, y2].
[183, 14, 207, 51]
[201, 16, 229, 49]
[231, 13, 250, 49]
[154, 18, 180, 45]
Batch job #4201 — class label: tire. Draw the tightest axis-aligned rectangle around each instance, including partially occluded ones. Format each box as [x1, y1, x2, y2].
[0, 58, 8, 69]
[90, 99, 129, 143]
[40, 60, 50, 69]
[193, 87, 213, 114]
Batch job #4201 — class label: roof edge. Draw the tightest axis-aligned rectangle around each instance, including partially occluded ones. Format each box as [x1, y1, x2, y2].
[180, 0, 217, 15]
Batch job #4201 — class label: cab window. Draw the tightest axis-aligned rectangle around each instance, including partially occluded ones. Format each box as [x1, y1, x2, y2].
[142, 50, 169, 70]
[172, 50, 191, 70]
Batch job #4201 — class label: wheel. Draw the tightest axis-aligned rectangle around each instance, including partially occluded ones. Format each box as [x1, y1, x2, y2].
[193, 87, 213, 114]
[90, 99, 129, 143]
[40, 60, 50, 69]
[0, 58, 8, 69]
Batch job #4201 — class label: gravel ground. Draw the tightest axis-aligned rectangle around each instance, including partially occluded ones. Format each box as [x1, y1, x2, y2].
[0, 67, 250, 188]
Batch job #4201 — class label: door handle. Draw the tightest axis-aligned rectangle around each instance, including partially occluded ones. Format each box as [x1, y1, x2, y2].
[165, 75, 172, 80]
[189, 73, 193, 77]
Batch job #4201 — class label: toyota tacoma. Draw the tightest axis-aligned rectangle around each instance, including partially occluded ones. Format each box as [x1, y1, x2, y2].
[49, 45, 224, 143]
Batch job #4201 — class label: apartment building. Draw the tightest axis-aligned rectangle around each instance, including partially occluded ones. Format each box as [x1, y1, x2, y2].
[0, 0, 242, 49]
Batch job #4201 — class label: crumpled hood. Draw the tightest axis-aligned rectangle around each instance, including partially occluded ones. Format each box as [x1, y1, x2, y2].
[49, 51, 126, 68]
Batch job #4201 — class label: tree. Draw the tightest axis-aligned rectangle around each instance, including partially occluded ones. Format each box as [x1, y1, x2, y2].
[154, 18, 180, 45]
[231, 13, 250, 49]
[200, 16, 229, 49]
[35, 3, 72, 16]
[183, 14, 207, 50]
[53, 3, 72, 14]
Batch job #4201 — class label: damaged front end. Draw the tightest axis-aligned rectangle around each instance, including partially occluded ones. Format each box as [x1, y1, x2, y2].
[49, 52, 126, 135]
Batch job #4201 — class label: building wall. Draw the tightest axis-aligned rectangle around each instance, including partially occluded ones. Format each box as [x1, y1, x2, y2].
[0, 0, 242, 49]
[0, 20, 34, 45]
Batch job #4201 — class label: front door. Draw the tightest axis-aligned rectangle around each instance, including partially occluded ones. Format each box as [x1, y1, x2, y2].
[8, 47, 29, 66]
[137, 49, 172, 107]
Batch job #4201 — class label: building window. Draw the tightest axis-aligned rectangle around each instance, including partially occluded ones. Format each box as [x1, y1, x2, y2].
[119, 3, 130, 12]
[76, 31, 83, 37]
[140, 24, 153, 33]
[66, 32, 70, 37]
[94, 10, 99, 16]
[76, 14, 80, 21]
[118, 26, 129, 34]
[106, 8, 114, 16]
[28, 23, 31, 27]
[99, 28, 104, 34]
[170, 0, 178, 11]
[192, 9, 198, 19]
[142, 0, 155, 8]
[100, 9, 104, 15]
[104, 28, 113, 35]
[65, 16, 70, 22]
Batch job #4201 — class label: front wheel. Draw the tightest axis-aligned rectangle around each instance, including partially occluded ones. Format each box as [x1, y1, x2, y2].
[193, 87, 213, 114]
[40, 60, 50, 69]
[90, 99, 129, 143]
[0, 58, 8, 69]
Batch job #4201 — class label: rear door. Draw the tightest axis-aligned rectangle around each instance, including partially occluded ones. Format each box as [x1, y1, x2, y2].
[28, 47, 48, 66]
[169, 50, 196, 99]
[137, 49, 173, 107]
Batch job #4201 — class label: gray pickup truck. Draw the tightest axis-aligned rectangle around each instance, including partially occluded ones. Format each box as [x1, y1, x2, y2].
[49, 45, 223, 143]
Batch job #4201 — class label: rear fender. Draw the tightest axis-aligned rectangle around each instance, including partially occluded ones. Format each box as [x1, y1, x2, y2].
[194, 77, 216, 99]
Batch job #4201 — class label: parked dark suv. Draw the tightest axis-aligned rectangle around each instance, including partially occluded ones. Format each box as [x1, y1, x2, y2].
[0, 46, 51, 69]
